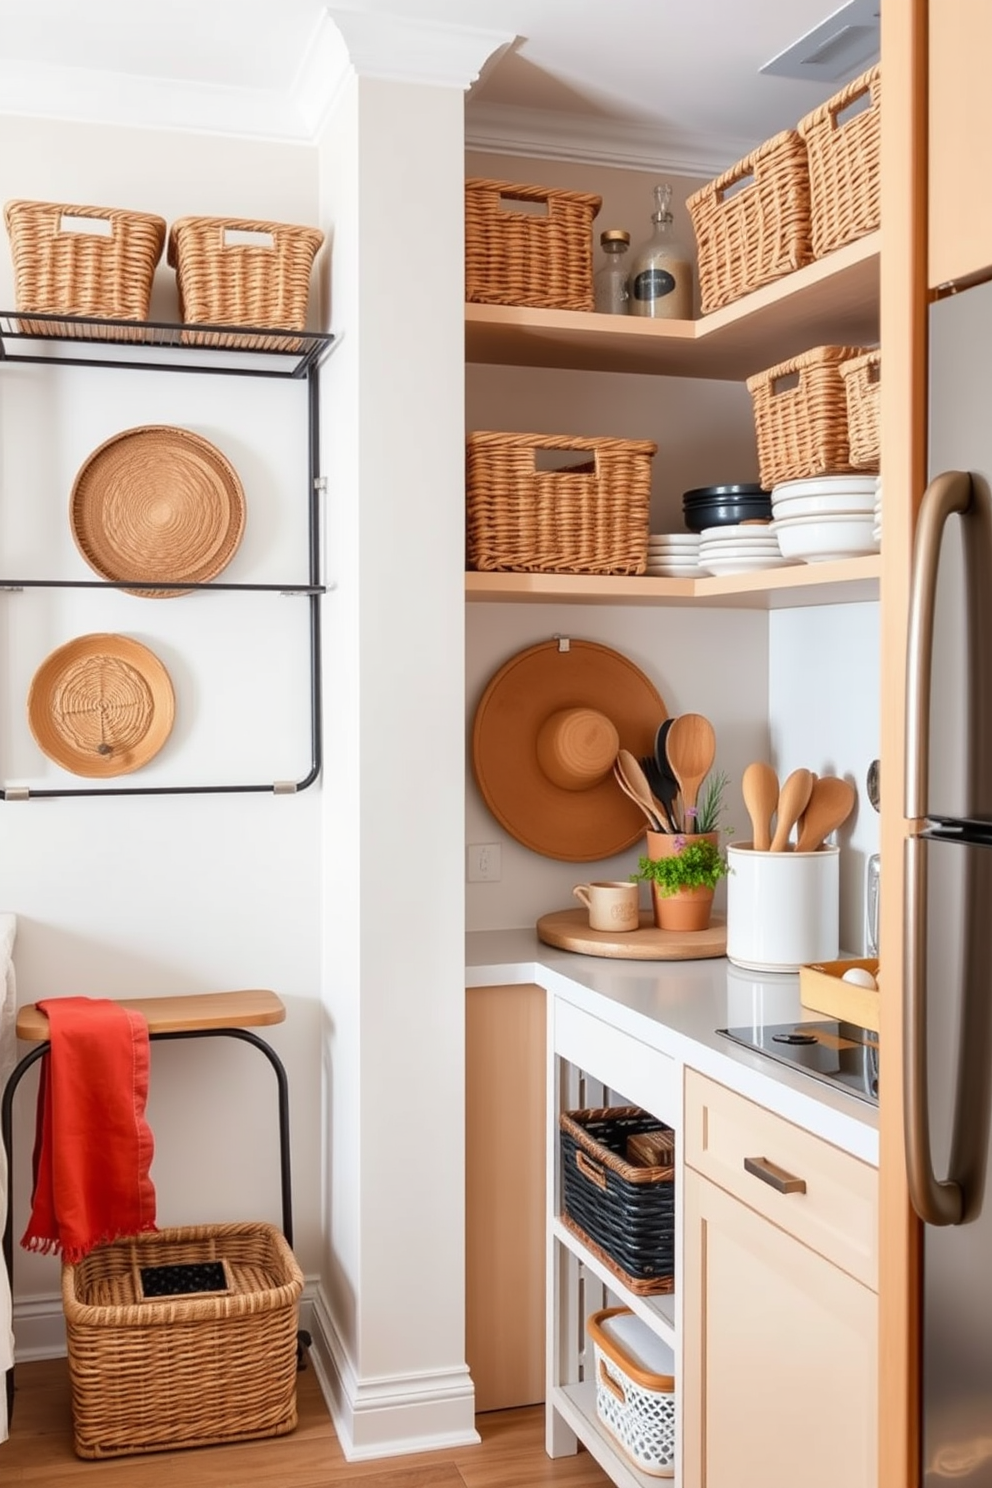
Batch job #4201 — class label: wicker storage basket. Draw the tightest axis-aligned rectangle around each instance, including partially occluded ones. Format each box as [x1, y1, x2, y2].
[4, 199, 166, 336]
[685, 131, 812, 314]
[167, 215, 324, 350]
[559, 1107, 675, 1295]
[588, 1307, 676, 1479]
[746, 344, 878, 489]
[465, 178, 602, 312]
[62, 1221, 304, 1459]
[839, 348, 881, 471]
[466, 430, 655, 575]
[798, 65, 882, 260]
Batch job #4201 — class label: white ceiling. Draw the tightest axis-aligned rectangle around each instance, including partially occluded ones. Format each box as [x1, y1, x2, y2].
[0, 1, 876, 173]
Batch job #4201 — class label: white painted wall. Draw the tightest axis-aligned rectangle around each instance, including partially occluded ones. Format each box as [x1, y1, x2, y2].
[314, 71, 477, 1455]
[0, 119, 326, 1315]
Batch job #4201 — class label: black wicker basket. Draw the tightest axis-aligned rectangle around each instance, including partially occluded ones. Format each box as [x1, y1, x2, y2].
[559, 1106, 675, 1296]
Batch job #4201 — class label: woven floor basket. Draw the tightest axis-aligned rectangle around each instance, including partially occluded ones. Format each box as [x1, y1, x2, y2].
[746, 344, 878, 489]
[839, 348, 881, 471]
[559, 1108, 675, 1296]
[798, 65, 882, 261]
[686, 130, 813, 314]
[62, 1222, 303, 1459]
[465, 178, 602, 312]
[4, 199, 166, 338]
[466, 430, 655, 575]
[167, 215, 324, 351]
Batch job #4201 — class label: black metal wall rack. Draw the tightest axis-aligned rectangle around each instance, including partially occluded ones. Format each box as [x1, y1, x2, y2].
[0, 312, 336, 800]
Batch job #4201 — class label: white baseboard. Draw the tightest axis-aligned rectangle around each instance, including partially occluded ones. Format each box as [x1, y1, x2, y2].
[308, 1283, 480, 1460]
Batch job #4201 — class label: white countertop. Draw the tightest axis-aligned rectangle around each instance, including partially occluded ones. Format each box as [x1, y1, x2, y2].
[466, 928, 879, 1166]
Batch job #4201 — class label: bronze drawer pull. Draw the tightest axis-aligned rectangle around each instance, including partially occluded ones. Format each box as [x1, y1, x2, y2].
[744, 1155, 807, 1195]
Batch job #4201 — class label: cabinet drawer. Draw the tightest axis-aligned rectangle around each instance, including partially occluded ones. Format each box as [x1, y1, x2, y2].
[683, 1068, 877, 1289]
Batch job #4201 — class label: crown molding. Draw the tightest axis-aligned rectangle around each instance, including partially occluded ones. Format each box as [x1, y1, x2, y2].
[465, 101, 759, 180]
[0, 12, 512, 144]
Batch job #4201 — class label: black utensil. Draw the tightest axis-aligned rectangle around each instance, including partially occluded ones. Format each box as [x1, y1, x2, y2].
[652, 720, 682, 831]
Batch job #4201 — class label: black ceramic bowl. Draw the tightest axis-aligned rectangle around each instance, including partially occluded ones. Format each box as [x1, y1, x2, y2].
[682, 482, 772, 533]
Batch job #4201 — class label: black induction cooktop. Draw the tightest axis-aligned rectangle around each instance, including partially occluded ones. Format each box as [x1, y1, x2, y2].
[717, 1020, 879, 1105]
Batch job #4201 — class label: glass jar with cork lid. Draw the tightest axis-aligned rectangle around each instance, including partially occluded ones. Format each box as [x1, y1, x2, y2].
[593, 228, 631, 315]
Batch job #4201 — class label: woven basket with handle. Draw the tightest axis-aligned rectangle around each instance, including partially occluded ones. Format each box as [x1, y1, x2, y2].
[798, 65, 882, 260]
[746, 344, 878, 489]
[686, 130, 812, 314]
[4, 199, 166, 337]
[466, 430, 655, 575]
[62, 1221, 303, 1459]
[559, 1107, 675, 1296]
[465, 178, 602, 311]
[167, 215, 324, 350]
[839, 348, 881, 470]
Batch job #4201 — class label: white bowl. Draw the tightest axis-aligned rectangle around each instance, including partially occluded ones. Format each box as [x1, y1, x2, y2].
[771, 513, 880, 562]
[771, 475, 881, 501]
[771, 488, 877, 518]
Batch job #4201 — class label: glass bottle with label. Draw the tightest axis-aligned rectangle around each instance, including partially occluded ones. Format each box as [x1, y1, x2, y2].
[593, 228, 631, 314]
[628, 182, 693, 319]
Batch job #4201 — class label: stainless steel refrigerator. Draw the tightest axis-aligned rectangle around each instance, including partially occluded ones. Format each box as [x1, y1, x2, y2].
[907, 277, 992, 1486]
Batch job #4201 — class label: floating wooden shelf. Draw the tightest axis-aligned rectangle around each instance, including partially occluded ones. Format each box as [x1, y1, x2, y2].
[465, 554, 881, 609]
[466, 232, 880, 381]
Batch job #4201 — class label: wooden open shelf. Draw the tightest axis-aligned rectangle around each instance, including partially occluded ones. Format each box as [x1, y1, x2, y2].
[466, 553, 881, 608]
[466, 232, 880, 381]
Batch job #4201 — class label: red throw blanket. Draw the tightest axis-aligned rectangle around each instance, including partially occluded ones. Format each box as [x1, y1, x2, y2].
[21, 996, 157, 1262]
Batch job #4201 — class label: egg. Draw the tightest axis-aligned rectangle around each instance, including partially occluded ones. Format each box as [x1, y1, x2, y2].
[841, 966, 878, 990]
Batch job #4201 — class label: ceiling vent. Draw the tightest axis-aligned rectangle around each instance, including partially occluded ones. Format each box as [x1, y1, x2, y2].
[760, 0, 880, 84]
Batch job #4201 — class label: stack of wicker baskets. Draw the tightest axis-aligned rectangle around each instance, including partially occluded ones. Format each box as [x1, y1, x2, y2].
[687, 64, 881, 316]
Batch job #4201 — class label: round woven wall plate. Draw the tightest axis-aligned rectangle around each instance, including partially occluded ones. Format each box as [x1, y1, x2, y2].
[70, 425, 246, 598]
[472, 639, 666, 863]
[28, 633, 175, 777]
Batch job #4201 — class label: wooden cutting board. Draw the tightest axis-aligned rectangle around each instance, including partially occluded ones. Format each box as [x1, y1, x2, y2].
[536, 908, 727, 961]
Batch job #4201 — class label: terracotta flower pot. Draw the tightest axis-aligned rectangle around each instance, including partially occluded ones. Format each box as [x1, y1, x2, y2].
[644, 831, 720, 931]
[651, 882, 715, 932]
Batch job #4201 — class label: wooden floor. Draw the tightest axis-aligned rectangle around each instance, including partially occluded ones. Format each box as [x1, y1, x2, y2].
[3, 1358, 614, 1487]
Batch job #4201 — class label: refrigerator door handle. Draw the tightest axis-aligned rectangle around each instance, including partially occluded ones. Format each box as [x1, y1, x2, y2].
[904, 469, 972, 1226]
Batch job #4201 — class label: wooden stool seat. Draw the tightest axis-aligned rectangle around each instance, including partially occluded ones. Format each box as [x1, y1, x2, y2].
[16, 989, 285, 1042]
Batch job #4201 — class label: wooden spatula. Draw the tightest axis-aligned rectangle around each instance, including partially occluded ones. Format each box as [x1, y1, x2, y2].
[795, 776, 857, 853]
[742, 761, 779, 852]
[770, 768, 814, 851]
[665, 713, 716, 826]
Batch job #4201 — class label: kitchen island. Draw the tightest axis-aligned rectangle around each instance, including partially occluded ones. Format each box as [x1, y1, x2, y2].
[466, 931, 879, 1488]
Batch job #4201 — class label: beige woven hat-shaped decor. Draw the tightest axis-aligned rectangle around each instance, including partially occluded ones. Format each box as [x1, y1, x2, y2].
[70, 425, 246, 598]
[472, 638, 667, 862]
[28, 633, 175, 778]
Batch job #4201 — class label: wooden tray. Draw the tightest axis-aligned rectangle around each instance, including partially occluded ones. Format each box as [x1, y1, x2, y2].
[537, 908, 727, 961]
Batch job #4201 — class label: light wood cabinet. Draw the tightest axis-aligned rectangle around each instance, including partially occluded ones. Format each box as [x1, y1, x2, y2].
[682, 1071, 878, 1488]
[682, 1167, 877, 1488]
[929, 0, 992, 290]
[465, 982, 546, 1411]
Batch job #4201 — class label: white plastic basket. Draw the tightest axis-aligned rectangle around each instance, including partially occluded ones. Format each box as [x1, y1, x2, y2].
[588, 1307, 676, 1478]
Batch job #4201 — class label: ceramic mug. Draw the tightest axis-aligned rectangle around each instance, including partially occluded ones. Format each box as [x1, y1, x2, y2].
[572, 880, 639, 933]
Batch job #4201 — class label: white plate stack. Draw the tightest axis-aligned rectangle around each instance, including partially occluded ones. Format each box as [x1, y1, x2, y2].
[770, 475, 881, 562]
[697, 522, 794, 575]
[646, 533, 704, 577]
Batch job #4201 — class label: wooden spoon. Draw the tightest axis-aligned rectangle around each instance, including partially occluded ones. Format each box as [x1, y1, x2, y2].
[795, 776, 857, 853]
[741, 761, 779, 852]
[770, 767, 814, 851]
[664, 714, 716, 826]
[614, 753, 664, 832]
